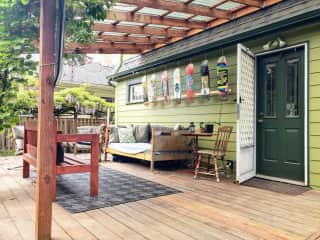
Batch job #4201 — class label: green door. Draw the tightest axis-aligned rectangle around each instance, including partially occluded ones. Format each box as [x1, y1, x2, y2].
[257, 47, 305, 182]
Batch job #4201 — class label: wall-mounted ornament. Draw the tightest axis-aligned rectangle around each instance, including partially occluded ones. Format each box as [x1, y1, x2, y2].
[200, 60, 210, 96]
[148, 73, 157, 103]
[263, 37, 287, 51]
[216, 56, 229, 95]
[162, 70, 170, 103]
[142, 75, 149, 104]
[173, 68, 181, 104]
[185, 63, 195, 102]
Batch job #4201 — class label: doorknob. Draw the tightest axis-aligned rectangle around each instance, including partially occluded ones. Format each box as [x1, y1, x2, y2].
[257, 112, 264, 124]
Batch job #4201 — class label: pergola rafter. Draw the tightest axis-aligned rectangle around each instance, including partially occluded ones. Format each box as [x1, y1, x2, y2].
[64, 0, 284, 54]
[106, 10, 207, 29]
[92, 23, 188, 37]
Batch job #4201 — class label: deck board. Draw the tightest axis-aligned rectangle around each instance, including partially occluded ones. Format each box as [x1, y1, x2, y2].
[1, 155, 320, 240]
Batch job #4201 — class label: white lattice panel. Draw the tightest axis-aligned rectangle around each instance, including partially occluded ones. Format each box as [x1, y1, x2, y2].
[239, 50, 255, 147]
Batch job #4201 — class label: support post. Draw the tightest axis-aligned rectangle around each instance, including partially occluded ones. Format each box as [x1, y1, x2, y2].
[35, 1, 56, 239]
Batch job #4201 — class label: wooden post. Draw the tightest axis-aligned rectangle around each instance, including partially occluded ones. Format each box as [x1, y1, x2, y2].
[35, 1, 56, 239]
[107, 107, 110, 127]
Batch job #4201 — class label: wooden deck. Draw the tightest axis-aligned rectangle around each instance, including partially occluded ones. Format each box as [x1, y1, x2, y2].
[1, 155, 320, 240]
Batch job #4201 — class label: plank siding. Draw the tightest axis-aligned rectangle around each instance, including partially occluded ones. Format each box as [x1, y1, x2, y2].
[115, 22, 320, 188]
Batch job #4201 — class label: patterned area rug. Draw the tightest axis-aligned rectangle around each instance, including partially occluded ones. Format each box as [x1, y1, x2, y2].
[31, 167, 180, 213]
[243, 177, 310, 196]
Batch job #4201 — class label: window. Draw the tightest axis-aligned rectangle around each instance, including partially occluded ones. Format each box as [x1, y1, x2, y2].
[128, 81, 143, 103]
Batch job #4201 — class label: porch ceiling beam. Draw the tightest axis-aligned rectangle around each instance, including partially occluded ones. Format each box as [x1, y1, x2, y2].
[231, 0, 264, 8]
[65, 48, 144, 54]
[99, 34, 170, 44]
[118, 0, 231, 19]
[106, 10, 207, 29]
[65, 42, 151, 54]
[92, 23, 188, 37]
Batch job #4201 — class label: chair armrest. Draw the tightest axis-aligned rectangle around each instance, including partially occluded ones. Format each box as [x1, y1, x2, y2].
[57, 134, 99, 143]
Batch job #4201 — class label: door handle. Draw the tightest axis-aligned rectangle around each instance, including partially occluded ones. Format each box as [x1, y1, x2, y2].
[257, 112, 264, 124]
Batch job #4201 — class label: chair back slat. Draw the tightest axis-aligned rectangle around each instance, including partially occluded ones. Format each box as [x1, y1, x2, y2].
[213, 126, 233, 155]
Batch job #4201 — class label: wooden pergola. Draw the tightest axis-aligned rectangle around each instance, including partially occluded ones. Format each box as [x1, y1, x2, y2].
[65, 0, 283, 54]
[38, 0, 283, 239]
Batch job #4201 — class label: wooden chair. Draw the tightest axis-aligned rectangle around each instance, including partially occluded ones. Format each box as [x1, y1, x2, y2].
[23, 120, 99, 200]
[194, 126, 233, 182]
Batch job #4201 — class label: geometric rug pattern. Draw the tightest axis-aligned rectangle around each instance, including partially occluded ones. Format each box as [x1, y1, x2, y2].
[31, 167, 180, 213]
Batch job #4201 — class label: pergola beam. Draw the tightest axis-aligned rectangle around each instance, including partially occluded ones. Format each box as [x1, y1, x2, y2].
[119, 0, 231, 19]
[106, 10, 207, 29]
[92, 23, 188, 37]
[231, 0, 264, 8]
[99, 34, 170, 44]
[66, 48, 145, 54]
[65, 42, 151, 54]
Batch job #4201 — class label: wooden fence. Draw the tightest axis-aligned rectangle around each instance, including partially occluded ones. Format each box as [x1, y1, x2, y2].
[0, 117, 107, 153]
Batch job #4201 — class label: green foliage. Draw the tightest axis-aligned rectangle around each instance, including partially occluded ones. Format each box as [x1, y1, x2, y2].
[54, 86, 115, 115]
[0, 0, 117, 132]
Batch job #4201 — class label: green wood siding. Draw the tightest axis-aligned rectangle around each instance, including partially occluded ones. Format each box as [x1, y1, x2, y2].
[115, 22, 320, 188]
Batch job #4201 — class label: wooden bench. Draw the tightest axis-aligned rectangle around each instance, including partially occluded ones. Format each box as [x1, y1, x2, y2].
[104, 127, 193, 171]
[23, 120, 99, 200]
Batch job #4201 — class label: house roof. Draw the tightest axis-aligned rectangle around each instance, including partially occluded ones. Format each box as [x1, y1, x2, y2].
[110, 0, 320, 80]
[60, 62, 115, 86]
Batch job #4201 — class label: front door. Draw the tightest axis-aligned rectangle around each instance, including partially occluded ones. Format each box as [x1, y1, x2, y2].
[257, 47, 305, 182]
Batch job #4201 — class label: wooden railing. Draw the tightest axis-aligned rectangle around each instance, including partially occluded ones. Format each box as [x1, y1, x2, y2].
[0, 117, 107, 153]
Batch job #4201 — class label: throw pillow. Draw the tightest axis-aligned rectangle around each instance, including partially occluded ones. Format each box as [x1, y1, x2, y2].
[109, 126, 120, 143]
[118, 127, 136, 143]
[133, 124, 150, 143]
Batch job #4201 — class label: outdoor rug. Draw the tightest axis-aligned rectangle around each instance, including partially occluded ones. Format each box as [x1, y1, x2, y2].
[30, 167, 180, 213]
[243, 177, 310, 196]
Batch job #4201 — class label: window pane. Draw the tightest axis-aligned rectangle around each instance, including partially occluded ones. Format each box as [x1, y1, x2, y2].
[129, 83, 143, 103]
[286, 58, 299, 117]
[265, 63, 276, 117]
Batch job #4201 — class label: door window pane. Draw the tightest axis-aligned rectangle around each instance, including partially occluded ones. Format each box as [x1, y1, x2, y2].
[265, 63, 276, 117]
[286, 58, 299, 117]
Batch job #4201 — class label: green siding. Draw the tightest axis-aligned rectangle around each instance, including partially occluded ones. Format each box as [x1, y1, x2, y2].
[115, 22, 320, 188]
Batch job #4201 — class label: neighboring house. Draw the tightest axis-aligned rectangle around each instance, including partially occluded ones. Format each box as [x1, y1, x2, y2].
[56, 62, 115, 102]
[110, 0, 320, 189]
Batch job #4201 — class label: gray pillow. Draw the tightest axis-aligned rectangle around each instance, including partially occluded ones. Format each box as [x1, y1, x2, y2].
[109, 126, 120, 143]
[133, 124, 150, 143]
[12, 125, 24, 139]
[118, 127, 136, 143]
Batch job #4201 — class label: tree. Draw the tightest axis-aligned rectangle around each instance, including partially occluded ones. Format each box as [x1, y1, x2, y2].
[0, 0, 117, 132]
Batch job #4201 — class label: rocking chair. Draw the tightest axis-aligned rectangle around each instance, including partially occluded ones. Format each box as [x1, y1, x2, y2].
[194, 126, 233, 182]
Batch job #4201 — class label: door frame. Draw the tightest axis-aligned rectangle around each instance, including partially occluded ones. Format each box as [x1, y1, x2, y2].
[255, 42, 309, 186]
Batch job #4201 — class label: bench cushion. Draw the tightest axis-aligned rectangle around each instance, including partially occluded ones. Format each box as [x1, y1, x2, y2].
[109, 143, 151, 154]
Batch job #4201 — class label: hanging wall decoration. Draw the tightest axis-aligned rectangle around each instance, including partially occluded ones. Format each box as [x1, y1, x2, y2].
[185, 63, 195, 102]
[149, 73, 157, 102]
[142, 75, 149, 104]
[162, 70, 170, 103]
[173, 67, 181, 103]
[216, 56, 229, 95]
[200, 60, 210, 96]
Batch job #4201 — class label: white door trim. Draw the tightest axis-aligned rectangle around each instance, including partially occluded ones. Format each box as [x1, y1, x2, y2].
[255, 43, 309, 186]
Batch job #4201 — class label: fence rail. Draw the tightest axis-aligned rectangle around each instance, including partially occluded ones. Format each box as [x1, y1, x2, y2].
[0, 117, 107, 153]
